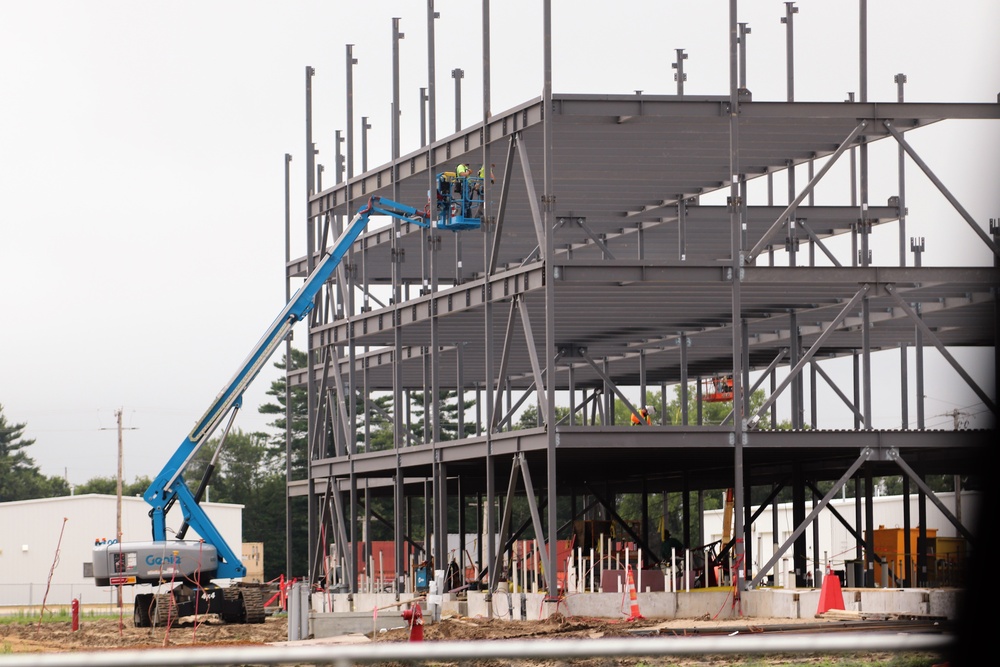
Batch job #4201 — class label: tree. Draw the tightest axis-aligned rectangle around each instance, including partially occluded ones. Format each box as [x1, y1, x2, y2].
[74, 476, 152, 497]
[407, 390, 477, 442]
[514, 404, 572, 429]
[259, 349, 309, 479]
[0, 404, 70, 501]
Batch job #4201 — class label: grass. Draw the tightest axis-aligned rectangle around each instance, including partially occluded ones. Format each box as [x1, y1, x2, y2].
[0, 608, 121, 625]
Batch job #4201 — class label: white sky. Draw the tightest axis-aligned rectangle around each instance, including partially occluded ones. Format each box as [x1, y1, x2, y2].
[2, 1, 998, 487]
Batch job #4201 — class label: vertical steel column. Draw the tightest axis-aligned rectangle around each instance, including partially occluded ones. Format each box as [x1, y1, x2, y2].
[854, 480, 863, 583]
[742, 318, 751, 419]
[456, 343, 465, 440]
[364, 483, 372, 590]
[542, 0, 559, 600]
[853, 353, 861, 429]
[902, 475, 912, 586]
[284, 152, 294, 579]
[861, 298, 872, 430]
[428, 1, 439, 144]
[917, 486, 928, 585]
[809, 361, 817, 429]
[728, 0, 746, 600]
[810, 488, 819, 584]
[304, 65, 319, 587]
[859, 0, 868, 104]
[346, 45, 357, 184]
[477, 0, 493, 292]
[569, 366, 577, 424]
[391, 16, 406, 598]
[695, 378, 703, 425]
[452, 68, 464, 132]
[392, 19, 403, 161]
[807, 157, 815, 266]
[770, 367, 777, 430]
[436, 461, 447, 578]
[423, 480, 432, 560]
[362, 117, 371, 172]
[912, 238, 925, 429]
[896, 74, 908, 266]
[344, 44, 360, 593]
[790, 312, 801, 429]
[640, 349, 648, 415]
[791, 465, 805, 586]
[781, 2, 797, 102]
[480, 0, 496, 606]
[737, 23, 750, 90]
[858, 3, 872, 435]
[679, 335, 689, 426]
[663, 381, 670, 425]
[677, 199, 686, 261]
[457, 477, 465, 578]
[864, 471, 875, 585]
[786, 159, 797, 267]
[900, 342, 909, 429]
[672, 49, 687, 95]
[419, 89, 427, 148]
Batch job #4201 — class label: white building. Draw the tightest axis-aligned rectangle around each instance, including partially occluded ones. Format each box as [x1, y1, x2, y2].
[0, 494, 243, 607]
[702, 490, 980, 588]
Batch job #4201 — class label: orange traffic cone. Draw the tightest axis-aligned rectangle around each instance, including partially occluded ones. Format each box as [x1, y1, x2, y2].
[626, 566, 644, 621]
[817, 565, 845, 614]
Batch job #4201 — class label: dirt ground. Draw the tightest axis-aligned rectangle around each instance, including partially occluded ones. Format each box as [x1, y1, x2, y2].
[0, 612, 945, 666]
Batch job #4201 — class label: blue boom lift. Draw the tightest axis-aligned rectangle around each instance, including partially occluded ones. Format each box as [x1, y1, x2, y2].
[92, 195, 429, 627]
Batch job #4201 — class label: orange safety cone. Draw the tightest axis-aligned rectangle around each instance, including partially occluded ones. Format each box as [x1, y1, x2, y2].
[626, 566, 644, 621]
[817, 565, 845, 614]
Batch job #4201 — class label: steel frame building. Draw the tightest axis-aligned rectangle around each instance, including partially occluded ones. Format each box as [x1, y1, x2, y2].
[283, 2, 996, 607]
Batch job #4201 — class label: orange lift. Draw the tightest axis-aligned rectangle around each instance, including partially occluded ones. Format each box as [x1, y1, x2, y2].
[702, 374, 734, 402]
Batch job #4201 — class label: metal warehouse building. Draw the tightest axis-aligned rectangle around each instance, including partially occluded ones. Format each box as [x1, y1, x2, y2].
[0, 495, 242, 607]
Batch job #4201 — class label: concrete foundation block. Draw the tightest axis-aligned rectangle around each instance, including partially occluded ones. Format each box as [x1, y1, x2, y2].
[310, 610, 405, 637]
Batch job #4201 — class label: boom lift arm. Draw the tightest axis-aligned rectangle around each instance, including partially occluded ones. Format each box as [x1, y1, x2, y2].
[92, 196, 426, 625]
[143, 195, 425, 575]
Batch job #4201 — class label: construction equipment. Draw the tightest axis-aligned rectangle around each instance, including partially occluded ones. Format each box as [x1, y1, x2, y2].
[426, 170, 486, 230]
[92, 195, 428, 627]
[702, 375, 734, 402]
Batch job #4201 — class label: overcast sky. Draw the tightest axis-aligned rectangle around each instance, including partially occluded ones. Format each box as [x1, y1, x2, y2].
[2, 1, 997, 487]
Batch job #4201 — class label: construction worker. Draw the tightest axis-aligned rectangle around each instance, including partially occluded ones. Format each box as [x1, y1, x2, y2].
[660, 529, 685, 566]
[454, 163, 471, 203]
[469, 163, 494, 209]
[630, 406, 651, 426]
[478, 163, 494, 184]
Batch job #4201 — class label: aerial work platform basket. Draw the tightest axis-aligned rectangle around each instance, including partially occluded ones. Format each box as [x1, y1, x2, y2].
[702, 375, 734, 402]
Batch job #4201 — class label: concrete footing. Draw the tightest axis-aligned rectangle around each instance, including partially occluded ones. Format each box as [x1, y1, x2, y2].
[307, 587, 961, 638]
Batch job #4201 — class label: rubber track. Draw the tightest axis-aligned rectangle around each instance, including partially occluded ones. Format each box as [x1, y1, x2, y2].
[241, 586, 266, 624]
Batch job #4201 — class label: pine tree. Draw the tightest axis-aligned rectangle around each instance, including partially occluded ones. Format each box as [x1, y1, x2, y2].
[0, 404, 68, 501]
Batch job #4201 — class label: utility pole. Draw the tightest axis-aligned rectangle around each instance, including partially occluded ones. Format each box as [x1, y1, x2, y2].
[102, 408, 137, 609]
[115, 409, 124, 542]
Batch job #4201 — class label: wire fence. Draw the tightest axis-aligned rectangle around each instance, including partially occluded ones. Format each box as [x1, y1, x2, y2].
[0, 583, 134, 611]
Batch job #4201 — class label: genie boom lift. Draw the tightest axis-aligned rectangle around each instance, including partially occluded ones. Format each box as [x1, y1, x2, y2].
[92, 195, 431, 626]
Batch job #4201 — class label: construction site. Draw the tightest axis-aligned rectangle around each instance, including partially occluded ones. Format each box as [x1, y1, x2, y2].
[278, 1, 995, 625]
